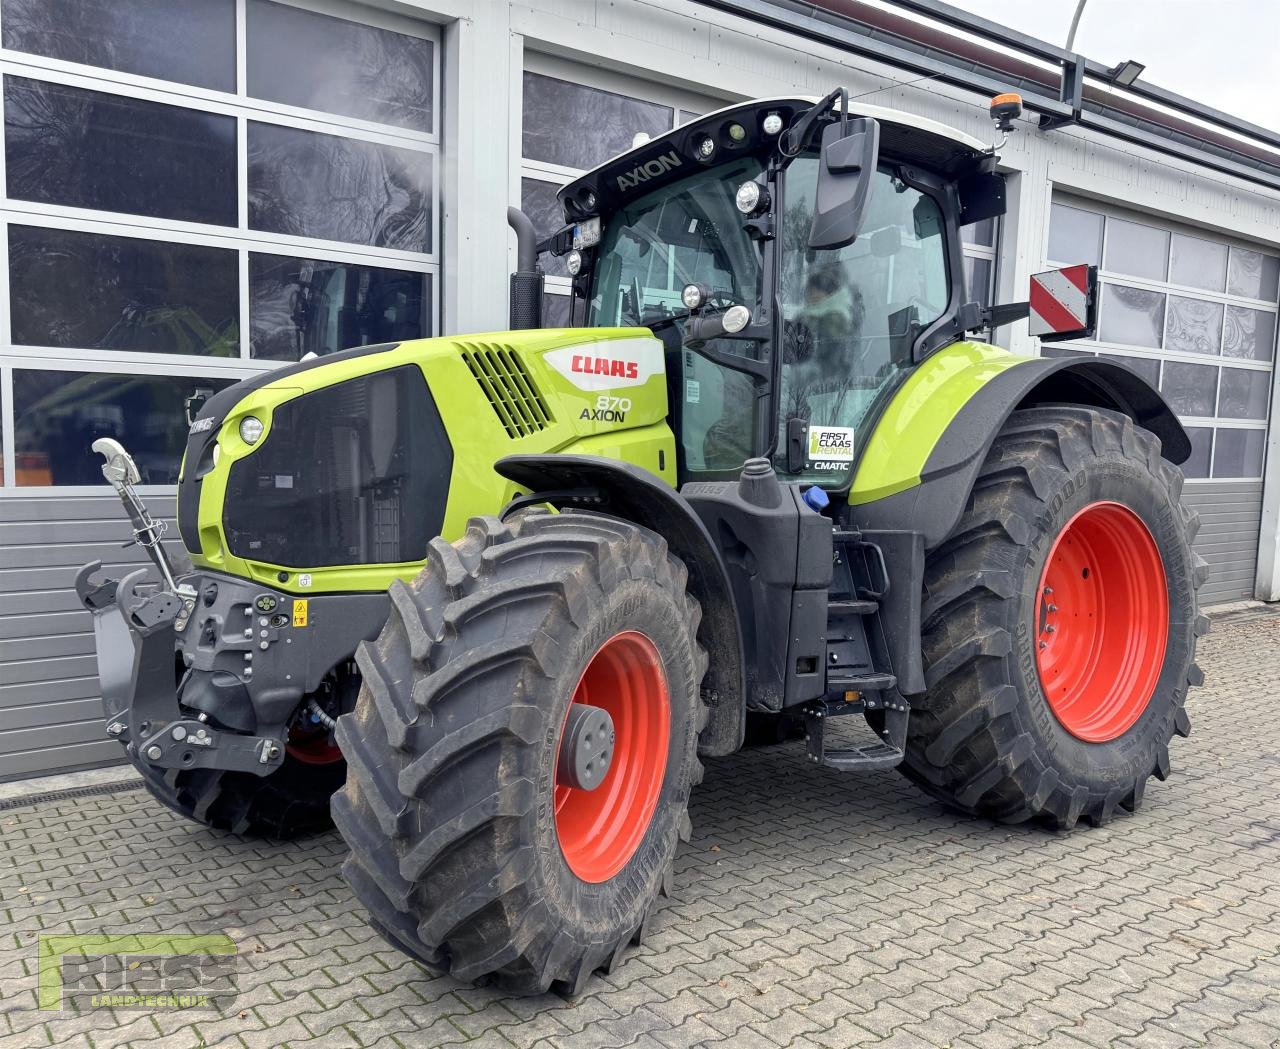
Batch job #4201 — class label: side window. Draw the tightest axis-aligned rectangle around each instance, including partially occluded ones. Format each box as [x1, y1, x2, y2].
[777, 160, 949, 482]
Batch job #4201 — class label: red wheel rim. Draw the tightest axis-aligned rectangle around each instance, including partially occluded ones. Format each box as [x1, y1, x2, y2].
[555, 631, 670, 883]
[1035, 500, 1168, 743]
[286, 724, 343, 765]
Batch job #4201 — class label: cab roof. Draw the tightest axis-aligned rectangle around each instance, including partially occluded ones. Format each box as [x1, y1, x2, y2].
[559, 95, 991, 221]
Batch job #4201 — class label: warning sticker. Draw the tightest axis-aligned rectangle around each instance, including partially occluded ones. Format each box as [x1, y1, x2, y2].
[808, 425, 855, 467]
[292, 599, 308, 628]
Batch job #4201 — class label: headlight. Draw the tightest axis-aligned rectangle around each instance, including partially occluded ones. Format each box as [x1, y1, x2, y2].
[722, 304, 752, 333]
[566, 249, 583, 276]
[681, 284, 705, 310]
[239, 416, 264, 444]
[735, 181, 762, 214]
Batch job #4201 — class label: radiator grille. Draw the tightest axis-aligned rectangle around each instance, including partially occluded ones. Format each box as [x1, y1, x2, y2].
[460, 343, 553, 438]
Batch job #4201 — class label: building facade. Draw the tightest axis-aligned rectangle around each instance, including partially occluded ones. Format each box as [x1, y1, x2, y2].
[2, 0, 1278, 779]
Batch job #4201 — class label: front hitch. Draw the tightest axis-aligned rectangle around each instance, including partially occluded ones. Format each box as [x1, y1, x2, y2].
[78, 566, 289, 777]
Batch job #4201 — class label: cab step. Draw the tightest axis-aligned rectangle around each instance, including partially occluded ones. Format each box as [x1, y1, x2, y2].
[827, 598, 878, 617]
[803, 707, 904, 771]
[827, 671, 896, 693]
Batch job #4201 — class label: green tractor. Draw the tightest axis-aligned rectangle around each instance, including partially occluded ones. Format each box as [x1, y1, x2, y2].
[80, 89, 1205, 994]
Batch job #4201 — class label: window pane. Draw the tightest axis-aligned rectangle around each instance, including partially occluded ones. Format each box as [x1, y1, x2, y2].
[247, 0, 432, 132]
[1218, 368, 1271, 420]
[962, 217, 995, 247]
[1223, 305, 1276, 362]
[13, 370, 237, 486]
[522, 72, 671, 170]
[1041, 346, 1094, 359]
[9, 226, 238, 356]
[248, 123, 431, 252]
[1212, 428, 1265, 478]
[1047, 204, 1102, 266]
[1104, 217, 1168, 281]
[6, 77, 237, 226]
[1, 0, 234, 91]
[1227, 246, 1280, 302]
[1164, 295, 1223, 355]
[250, 254, 428, 361]
[1103, 353, 1159, 387]
[1160, 360, 1217, 418]
[1099, 284, 1165, 348]
[521, 178, 568, 277]
[963, 255, 993, 307]
[1182, 426, 1212, 478]
[678, 109, 701, 126]
[1168, 233, 1226, 293]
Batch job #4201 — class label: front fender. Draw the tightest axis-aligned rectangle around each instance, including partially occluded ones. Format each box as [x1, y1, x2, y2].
[849, 342, 1189, 548]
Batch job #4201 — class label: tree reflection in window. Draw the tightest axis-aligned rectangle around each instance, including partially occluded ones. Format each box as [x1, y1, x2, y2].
[248, 123, 431, 252]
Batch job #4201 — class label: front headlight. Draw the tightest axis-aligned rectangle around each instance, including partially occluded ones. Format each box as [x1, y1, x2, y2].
[239, 416, 264, 445]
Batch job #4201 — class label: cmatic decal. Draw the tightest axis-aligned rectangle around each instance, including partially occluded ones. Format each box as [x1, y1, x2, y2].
[808, 425, 855, 470]
[544, 339, 665, 392]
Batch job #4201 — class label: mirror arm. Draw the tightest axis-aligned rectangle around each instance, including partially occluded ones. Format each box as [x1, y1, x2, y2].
[978, 301, 1030, 330]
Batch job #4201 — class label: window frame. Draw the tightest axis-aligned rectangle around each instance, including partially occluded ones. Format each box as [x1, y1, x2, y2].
[1045, 194, 1278, 483]
[0, 0, 442, 493]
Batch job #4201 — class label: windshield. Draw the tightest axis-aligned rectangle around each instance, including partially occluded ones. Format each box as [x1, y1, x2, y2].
[587, 155, 766, 326]
[776, 158, 949, 482]
[587, 156, 768, 476]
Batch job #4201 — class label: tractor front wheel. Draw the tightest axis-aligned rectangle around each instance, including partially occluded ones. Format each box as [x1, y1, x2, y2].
[900, 407, 1207, 829]
[332, 511, 707, 994]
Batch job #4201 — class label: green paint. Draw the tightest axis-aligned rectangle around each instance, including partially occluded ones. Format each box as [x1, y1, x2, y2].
[848, 340, 1027, 505]
[188, 328, 676, 593]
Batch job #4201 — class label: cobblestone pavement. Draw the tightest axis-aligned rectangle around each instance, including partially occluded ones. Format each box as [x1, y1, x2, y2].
[3, 609, 1279, 1049]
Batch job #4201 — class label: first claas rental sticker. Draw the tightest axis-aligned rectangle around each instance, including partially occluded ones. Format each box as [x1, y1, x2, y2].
[808, 425, 855, 468]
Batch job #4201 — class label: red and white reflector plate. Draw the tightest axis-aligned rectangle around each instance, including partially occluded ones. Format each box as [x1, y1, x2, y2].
[1029, 264, 1090, 337]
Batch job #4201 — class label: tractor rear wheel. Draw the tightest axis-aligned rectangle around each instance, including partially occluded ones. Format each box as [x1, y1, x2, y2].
[332, 511, 708, 994]
[899, 407, 1206, 828]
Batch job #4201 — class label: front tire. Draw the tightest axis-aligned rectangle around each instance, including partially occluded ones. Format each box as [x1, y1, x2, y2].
[332, 511, 708, 994]
[899, 407, 1207, 829]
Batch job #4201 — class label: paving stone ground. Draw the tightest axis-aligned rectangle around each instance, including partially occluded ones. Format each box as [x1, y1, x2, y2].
[3, 608, 1279, 1049]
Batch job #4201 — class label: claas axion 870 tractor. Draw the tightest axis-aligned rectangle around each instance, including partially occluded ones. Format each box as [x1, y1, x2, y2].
[81, 89, 1205, 994]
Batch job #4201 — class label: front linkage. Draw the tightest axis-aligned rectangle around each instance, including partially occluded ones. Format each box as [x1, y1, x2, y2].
[78, 440, 384, 782]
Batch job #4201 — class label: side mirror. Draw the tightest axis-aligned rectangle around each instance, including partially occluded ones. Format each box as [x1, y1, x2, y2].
[1029, 264, 1098, 342]
[808, 116, 880, 251]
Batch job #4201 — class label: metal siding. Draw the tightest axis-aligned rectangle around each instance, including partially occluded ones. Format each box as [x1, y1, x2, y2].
[0, 493, 175, 782]
[1183, 482, 1263, 604]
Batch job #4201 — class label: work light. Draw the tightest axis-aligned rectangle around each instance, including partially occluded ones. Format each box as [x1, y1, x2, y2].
[239, 416, 264, 445]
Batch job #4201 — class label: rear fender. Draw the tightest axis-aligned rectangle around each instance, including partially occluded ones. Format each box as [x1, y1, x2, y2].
[495, 454, 746, 756]
[850, 348, 1189, 548]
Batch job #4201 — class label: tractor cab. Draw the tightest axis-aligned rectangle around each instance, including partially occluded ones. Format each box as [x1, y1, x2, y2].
[539, 91, 1007, 489]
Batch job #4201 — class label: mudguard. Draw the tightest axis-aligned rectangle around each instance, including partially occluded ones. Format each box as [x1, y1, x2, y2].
[495, 453, 747, 756]
[848, 343, 1189, 548]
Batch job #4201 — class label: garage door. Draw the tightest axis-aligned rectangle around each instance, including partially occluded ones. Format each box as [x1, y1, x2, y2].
[1046, 197, 1278, 605]
[0, 0, 441, 781]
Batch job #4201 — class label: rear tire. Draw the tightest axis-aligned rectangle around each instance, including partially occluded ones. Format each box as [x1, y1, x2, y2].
[898, 407, 1207, 829]
[332, 511, 708, 994]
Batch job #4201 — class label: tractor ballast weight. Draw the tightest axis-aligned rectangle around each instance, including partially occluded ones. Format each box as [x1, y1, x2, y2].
[81, 90, 1205, 993]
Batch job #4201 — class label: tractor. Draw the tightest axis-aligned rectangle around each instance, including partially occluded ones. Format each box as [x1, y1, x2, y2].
[79, 89, 1205, 995]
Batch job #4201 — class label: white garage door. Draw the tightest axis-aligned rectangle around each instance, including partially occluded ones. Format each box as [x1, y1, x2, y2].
[1045, 197, 1278, 604]
[0, 0, 441, 780]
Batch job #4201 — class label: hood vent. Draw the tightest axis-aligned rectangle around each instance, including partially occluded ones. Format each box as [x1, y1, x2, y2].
[460, 343, 553, 438]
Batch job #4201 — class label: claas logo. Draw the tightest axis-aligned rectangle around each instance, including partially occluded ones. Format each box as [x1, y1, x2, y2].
[570, 355, 640, 379]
